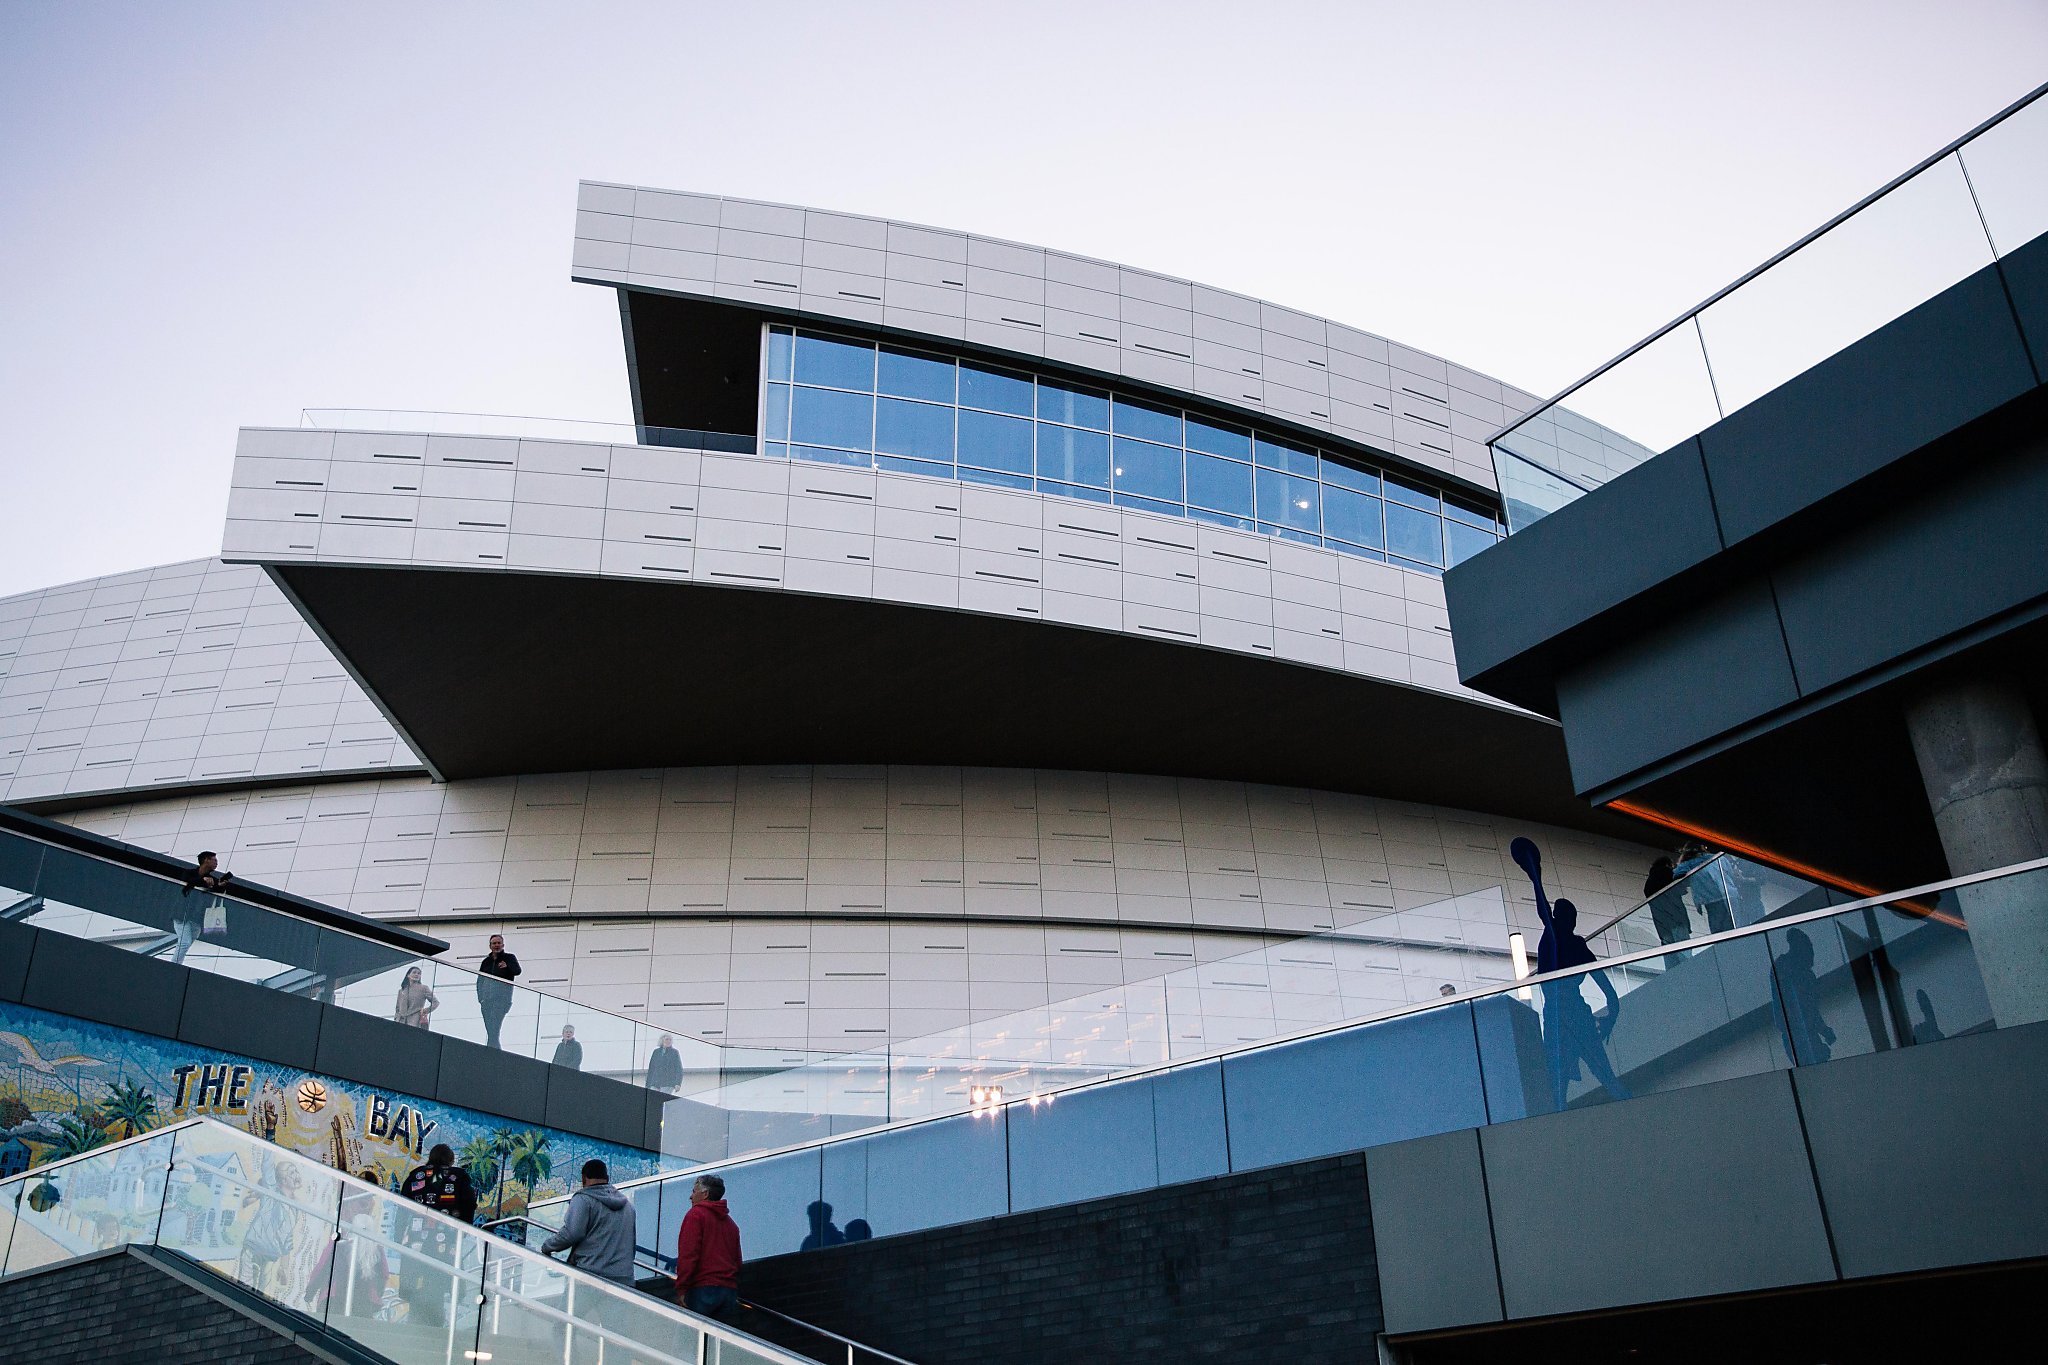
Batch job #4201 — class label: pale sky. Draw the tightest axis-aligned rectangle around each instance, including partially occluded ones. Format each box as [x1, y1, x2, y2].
[3, 0, 2044, 598]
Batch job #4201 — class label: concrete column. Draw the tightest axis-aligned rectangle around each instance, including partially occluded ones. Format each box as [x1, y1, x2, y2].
[1905, 676, 2048, 1027]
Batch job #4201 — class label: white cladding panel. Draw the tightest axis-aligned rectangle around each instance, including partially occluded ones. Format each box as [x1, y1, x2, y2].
[0, 558, 418, 805]
[224, 428, 1484, 700]
[573, 182, 1541, 494]
[62, 765, 1655, 1051]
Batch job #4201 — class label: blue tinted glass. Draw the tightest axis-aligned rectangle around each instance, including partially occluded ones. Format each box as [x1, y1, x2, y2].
[1037, 379, 1110, 429]
[1186, 417, 1252, 460]
[1385, 472, 1439, 511]
[793, 444, 871, 467]
[876, 396, 954, 460]
[1223, 1004, 1488, 1170]
[957, 409, 1033, 474]
[761, 441, 789, 459]
[794, 333, 875, 391]
[1189, 507, 1255, 531]
[1321, 457, 1380, 495]
[1322, 486, 1383, 549]
[1329, 539, 1385, 561]
[959, 362, 1035, 416]
[876, 454, 952, 479]
[1185, 450, 1253, 516]
[1037, 424, 1110, 486]
[1153, 1063, 1229, 1185]
[958, 466, 1034, 491]
[878, 347, 955, 403]
[1445, 519, 1496, 566]
[792, 386, 874, 450]
[1256, 467, 1320, 531]
[1264, 524, 1320, 545]
[707, 1149, 822, 1260]
[1115, 492, 1183, 517]
[1008, 1077, 1159, 1212]
[764, 383, 791, 441]
[1385, 501, 1444, 564]
[1113, 397, 1181, 445]
[1112, 437, 1182, 502]
[1255, 436, 1318, 475]
[1038, 479, 1112, 504]
[1443, 493, 1496, 530]
[766, 328, 792, 382]
[822, 1111, 1009, 1239]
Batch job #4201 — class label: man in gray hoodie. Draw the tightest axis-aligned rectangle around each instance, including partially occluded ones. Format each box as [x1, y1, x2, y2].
[540, 1159, 638, 1285]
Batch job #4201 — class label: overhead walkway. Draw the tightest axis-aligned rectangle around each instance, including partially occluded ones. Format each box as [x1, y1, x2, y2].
[544, 855, 2040, 1263]
[0, 1115, 898, 1365]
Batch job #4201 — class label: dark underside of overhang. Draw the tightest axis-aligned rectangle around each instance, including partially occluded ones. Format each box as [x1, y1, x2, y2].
[271, 563, 1653, 844]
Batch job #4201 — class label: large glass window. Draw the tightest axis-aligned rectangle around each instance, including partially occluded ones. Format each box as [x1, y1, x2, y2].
[794, 333, 876, 391]
[1112, 437, 1182, 503]
[958, 409, 1033, 475]
[763, 324, 1501, 577]
[1038, 424, 1111, 487]
[876, 396, 954, 462]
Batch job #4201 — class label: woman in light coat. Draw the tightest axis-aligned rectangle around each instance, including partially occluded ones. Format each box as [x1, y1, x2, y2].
[393, 966, 439, 1029]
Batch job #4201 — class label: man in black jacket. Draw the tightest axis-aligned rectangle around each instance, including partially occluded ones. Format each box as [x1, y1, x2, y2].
[476, 934, 522, 1050]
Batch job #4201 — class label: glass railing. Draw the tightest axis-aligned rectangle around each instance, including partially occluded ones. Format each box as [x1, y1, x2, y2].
[1583, 852, 1839, 959]
[1491, 80, 2048, 531]
[0, 1117, 817, 1365]
[564, 857, 2043, 1259]
[1, 823, 834, 1098]
[299, 408, 757, 453]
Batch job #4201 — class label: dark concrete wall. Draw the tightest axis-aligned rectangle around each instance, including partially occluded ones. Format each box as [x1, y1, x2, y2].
[0, 918, 657, 1151]
[742, 1153, 1383, 1365]
[0, 1251, 318, 1365]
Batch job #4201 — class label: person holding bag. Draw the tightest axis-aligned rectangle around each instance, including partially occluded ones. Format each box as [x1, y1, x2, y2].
[176, 850, 233, 962]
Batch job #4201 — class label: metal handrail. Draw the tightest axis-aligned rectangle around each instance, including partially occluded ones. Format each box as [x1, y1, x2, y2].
[482, 1213, 920, 1365]
[1483, 78, 2048, 450]
[577, 851, 2047, 1198]
[0, 1118, 824, 1365]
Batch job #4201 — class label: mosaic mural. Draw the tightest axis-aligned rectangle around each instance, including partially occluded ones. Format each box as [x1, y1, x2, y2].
[0, 1000, 658, 1221]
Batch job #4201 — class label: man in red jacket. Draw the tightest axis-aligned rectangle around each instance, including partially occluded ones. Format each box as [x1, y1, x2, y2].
[674, 1174, 742, 1321]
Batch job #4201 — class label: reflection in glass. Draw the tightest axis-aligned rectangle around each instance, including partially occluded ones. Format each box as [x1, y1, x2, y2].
[1186, 416, 1252, 459]
[1254, 436, 1318, 475]
[1037, 379, 1111, 429]
[1255, 467, 1318, 532]
[1322, 486, 1383, 550]
[1036, 424, 1111, 486]
[793, 333, 875, 391]
[790, 386, 874, 451]
[878, 346, 955, 403]
[1112, 437, 1183, 502]
[957, 408, 1033, 474]
[1112, 396, 1181, 445]
[1384, 501, 1443, 566]
[875, 396, 954, 461]
[960, 361, 1034, 415]
[1185, 450, 1253, 518]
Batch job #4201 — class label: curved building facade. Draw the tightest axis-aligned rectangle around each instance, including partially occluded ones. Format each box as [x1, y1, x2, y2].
[3, 183, 1660, 1057]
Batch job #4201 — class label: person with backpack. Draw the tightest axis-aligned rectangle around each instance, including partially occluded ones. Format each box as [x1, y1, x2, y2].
[397, 1143, 477, 1324]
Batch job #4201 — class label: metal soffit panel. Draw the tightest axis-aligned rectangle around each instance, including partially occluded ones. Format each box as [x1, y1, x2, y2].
[269, 562, 1646, 844]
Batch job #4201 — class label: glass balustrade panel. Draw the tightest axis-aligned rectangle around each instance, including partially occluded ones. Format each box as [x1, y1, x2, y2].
[0, 1131, 174, 1275]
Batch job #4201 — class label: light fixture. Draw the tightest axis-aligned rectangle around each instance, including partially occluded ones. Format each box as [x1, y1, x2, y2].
[1508, 932, 1532, 1003]
[1295, 498, 1310, 509]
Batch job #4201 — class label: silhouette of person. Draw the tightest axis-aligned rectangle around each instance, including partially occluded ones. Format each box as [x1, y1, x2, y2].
[843, 1219, 871, 1242]
[800, 1199, 844, 1251]
[1772, 927, 1837, 1063]
[1510, 837, 1630, 1110]
[1911, 988, 1945, 1046]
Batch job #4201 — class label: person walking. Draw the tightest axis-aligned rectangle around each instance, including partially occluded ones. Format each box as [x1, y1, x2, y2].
[394, 966, 439, 1029]
[397, 1143, 477, 1325]
[646, 1033, 684, 1092]
[552, 1025, 583, 1070]
[673, 1174, 742, 1322]
[175, 850, 233, 964]
[539, 1159, 639, 1286]
[476, 934, 522, 1050]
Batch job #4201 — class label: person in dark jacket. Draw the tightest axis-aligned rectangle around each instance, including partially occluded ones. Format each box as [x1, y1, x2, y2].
[674, 1174, 742, 1321]
[174, 851, 233, 964]
[646, 1034, 685, 1093]
[476, 934, 521, 1050]
[540, 1159, 638, 1285]
[398, 1144, 477, 1325]
[552, 1025, 583, 1070]
[1643, 854, 1691, 949]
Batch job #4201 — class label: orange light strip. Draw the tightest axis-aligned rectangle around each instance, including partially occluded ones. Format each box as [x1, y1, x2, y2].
[1604, 797, 1962, 928]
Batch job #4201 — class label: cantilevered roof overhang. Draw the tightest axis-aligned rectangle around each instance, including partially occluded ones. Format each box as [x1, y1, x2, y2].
[270, 561, 1647, 842]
